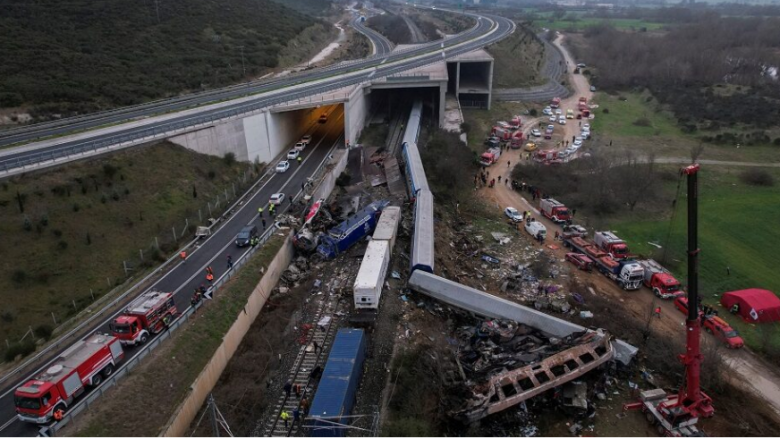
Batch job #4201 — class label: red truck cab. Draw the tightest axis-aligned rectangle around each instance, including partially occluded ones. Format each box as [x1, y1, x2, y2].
[566, 252, 594, 271]
[110, 291, 177, 346]
[672, 298, 744, 348]
[593, 231, 630, 260]
[647, 272, 683, 299]
[551, 97, 561, 108]
[539, 198, 571, 223]
[15, 334, 124, 423]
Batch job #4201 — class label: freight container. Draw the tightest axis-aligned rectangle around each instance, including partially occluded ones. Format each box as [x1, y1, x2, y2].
[372, 206, 400, 252]
[308, 329, 367, 437]
[354, 240, 390, 310]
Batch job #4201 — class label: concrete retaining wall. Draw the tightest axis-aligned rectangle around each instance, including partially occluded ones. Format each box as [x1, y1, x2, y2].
[161, 233, 294, 437]
[310, 148, 349, 201]
[344, 85, 369, 146]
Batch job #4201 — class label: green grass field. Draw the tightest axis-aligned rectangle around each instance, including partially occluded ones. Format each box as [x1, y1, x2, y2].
[540, 18, 666, 31]
[591, 91, 682, 137]
[608, 167, 780, 352]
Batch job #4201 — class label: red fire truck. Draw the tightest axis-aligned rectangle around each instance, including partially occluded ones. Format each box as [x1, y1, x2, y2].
[110, 290, 177, 346]
[14, 334, 124, 424]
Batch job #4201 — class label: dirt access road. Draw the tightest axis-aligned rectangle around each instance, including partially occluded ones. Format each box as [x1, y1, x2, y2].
[475, 32, 780, 421]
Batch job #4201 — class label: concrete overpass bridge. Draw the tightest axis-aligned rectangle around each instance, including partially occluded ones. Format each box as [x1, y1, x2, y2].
[0, 9, 513, 178]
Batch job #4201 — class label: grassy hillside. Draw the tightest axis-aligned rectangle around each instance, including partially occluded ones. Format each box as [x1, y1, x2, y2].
[0, 143, 252, 354]
[0, 0, 330, 120]
[487, 24, 547, 88]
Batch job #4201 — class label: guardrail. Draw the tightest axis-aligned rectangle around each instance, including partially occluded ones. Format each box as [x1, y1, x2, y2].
[0, 16, 499, 176]
[0, 157, 279, 393]
[44, 141, 341, 436]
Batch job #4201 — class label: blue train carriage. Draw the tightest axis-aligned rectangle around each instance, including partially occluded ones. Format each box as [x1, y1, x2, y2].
[401, 142, 430, 198]
[307, 329, 367, 437]
[411, 189, 435, 273]
[316, 200, 390, 259]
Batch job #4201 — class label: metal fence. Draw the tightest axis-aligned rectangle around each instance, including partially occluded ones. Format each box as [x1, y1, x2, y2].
[0, 16, 511, 178]
[43, 141, 341, 436]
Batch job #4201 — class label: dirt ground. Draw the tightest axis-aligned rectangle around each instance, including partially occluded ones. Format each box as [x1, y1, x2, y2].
[472, 33, 780, 432]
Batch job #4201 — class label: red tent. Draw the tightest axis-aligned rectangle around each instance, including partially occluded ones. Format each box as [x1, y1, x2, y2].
[721, 289, 780, 323]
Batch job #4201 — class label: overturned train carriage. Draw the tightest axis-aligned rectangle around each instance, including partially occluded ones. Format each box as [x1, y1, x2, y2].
[409, 270, 635, 423]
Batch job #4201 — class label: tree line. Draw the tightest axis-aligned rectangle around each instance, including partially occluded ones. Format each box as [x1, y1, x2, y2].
[0, 0, 330, 121]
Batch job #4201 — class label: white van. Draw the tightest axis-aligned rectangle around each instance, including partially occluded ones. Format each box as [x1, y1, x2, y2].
[525, 220, 547, 239]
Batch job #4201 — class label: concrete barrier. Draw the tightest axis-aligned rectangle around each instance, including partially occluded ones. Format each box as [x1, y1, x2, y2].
[160, 146, 350, 437]
[161, 232, 293, 437]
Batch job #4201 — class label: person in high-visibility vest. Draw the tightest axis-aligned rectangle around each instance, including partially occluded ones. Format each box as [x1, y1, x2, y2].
[179, 251, 187, 262]
[280, 410, 290, 428]
[53, 409, 64, 421]
[258, 206, 264, 216]
[206, 273, 214, 283]
[297, 156, 302, 164]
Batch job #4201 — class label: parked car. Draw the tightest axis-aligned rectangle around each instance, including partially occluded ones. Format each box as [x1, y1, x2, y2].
[287, 150, 300, 160]
[524, 142, 537, 151]
[590, 85, 596, 92]
[582, 123, 591, 131]
[269, 193, 286, 205]
[566, 109, 574, 119]
[294, 142, 306, 152]
[673, 298, 744, 348]
[558, 116, 566, 125]
[275, 161, 290, 173]
[235, 225, 259, 247]
[543, 107, 553, 116]
[531, 128, 542, 137]
[318, 114, 328, 123]
[549, 115, 557, 123]
[554, 109, 562, 115]
[505, 207, 523, 222]
[300, 135, 312, 145]
[547, 124, 555, 132]
[566, 252, 594, 271]
[573, 138, 583, 147]
[577, 63, 586, 68]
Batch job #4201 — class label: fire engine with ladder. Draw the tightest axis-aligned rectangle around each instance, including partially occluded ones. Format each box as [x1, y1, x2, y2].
[624, 164, 714, 436]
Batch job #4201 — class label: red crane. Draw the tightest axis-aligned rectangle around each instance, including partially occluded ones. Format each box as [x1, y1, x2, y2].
[624, 164, 714, 436]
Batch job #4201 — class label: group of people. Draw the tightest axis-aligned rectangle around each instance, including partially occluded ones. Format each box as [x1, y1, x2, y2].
[280, 380, 312, 430]
[475, 168, 514, 190]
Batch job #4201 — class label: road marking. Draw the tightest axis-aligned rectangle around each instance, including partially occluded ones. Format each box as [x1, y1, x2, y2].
[0, 416, 16, 433]
[0, 113, 345, 411]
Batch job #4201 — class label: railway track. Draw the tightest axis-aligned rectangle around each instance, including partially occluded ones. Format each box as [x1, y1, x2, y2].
[258, 293, 341, 437]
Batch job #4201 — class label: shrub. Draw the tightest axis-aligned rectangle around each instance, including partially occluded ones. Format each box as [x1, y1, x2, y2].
[633, 117, 651, 127]
[208, 170, 216, 179]
[101, 194, 108, 204]
[460, 122, 471, 134]
[4, 340, 36, 362]
[102, 164, 119, 179]
[12, 270, 27, 284]
[223, 152, 236, 166]
[34, 324, 54, 340]
[1, 311, 15, 323]
[529, 108, 538, 116]
[73, 203, 80, 212]
[22, 217, 32, 231]
[740, 169, 775, 187]
[57, 240, 68, 250]
[602, 108, 610, 114]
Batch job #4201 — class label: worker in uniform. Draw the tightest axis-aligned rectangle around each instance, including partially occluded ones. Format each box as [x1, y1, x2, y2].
[293, 407, 300, 426]
[206, 272, 214, 284]
[730, 303, 740, 314]
[280, 410, 290, 428]
[53, 408, 64, 422]
[297, 156, 302, 164]
[654, 306, 662, 319]
[191, 289, 202, 306]
[179, 251, 187, 263]
[258, 206, 264, 216]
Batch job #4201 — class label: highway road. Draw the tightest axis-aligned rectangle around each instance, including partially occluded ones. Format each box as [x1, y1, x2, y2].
[0, 11, 479, 151]
[0, 109, 346, 437]
[0, 9, 515, 437]
[351, 15, 393, 55]
[0, 12, 514, 174]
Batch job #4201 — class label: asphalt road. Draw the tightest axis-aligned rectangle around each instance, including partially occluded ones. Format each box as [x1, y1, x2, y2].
[0, 12, 513, 173]
[0, 109, 346, 438]
[493, 34, 571, 102]
[0, 10, 515, 436]
[351, 15, 393, 55]
[0, 11, 485, 152]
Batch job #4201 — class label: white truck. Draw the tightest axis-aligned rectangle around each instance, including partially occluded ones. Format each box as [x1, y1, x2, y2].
[353, 240, 391, 310]
[524, 220, 547, 240]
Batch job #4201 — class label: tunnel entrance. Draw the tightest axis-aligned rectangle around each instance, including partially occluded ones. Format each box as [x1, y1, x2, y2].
[362, 87, 442, 151]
